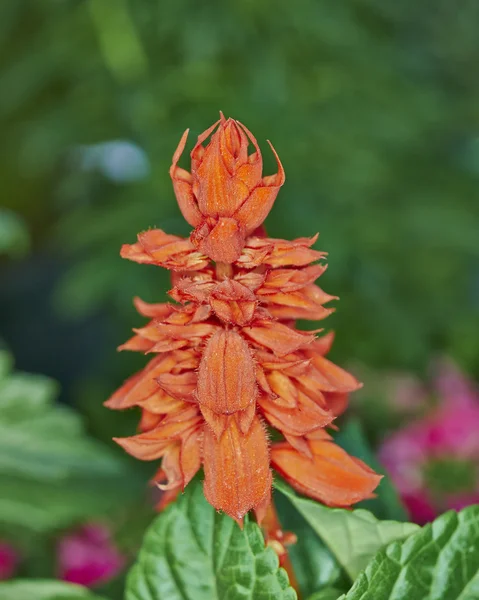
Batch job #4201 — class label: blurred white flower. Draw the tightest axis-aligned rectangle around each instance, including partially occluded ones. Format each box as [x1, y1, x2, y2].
[73, 140, 150, 183]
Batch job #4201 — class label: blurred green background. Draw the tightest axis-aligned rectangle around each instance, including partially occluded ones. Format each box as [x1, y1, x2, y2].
[1, 0, 479, 592]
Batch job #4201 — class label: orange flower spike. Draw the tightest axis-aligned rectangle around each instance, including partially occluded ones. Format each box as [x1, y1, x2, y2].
[170, 113, 285, 263]
[107, 114, 381, 527]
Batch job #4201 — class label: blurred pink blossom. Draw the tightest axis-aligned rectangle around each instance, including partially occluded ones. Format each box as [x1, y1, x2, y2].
[58, 523, 125, 587]
[379, 359, 479, 524]
[386, 373, 428, 413]
[0, 542, 18, 580]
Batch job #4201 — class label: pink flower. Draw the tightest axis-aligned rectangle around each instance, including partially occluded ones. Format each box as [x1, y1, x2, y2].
[0, 543, 18, 580]
[379, 359, 479, 524]
[57, 523, 125, 587]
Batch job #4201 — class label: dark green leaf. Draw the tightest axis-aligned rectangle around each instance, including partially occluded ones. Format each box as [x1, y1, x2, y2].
[126, 478, 297, 600]
[0, 579, 107, 600]
[338, 506, 479, 600]
[275, 479, 419, 581]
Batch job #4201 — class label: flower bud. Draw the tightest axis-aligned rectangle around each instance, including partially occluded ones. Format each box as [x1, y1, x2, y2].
[170, 113, 285, 263]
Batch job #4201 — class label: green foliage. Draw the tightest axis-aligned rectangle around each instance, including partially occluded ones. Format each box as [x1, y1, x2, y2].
[338, 506, 479, 600]
[275, 479, 419, 581]
[0, 580, 107, 600]
[0, 351, 143, 533]
[126, 478, 297, 600]
[0, 209, 29, 258]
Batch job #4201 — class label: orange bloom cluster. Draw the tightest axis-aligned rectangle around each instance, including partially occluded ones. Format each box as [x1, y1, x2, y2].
[106, 114, 381, 524]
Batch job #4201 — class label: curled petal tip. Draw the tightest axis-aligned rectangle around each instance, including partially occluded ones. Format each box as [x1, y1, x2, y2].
[265, 139, 286, 186]
[171, 129, 190, 168]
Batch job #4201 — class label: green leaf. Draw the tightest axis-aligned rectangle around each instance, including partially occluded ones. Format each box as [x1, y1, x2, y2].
[0, 579, 107, 600]
[334, 418, 408, 521]
[0, 352, 143, 532]
[275, 479, 419, 582]
[126, 478, 297, 600]
[307, 588, 344, 600]
[338, 506, 479, 600]
[274, 490, 348, 598]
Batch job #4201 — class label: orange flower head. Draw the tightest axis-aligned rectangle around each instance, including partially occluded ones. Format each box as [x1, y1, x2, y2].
[170, 112, 285, 263]
[107, 115, 381, 525]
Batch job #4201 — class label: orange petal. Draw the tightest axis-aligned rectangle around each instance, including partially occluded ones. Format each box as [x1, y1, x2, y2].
[169, 128, 203, 227]
[236, 403, 256, 435]
[135, 322, 217, 343]
[311, 332, 335, 356]
[203, 417, 272, 523]
[200, 407, 229, 437]
[105, 355, 165, 409]
[123, 230, 209, 271]
[154, 486, 182, 512]
[193, 217, 245, 263]
[234, 271, 265, 291]
[256, 350, 311, 374]
[170, 277, 216, 303]
[139, 391, 187, 415]
[114, 414, 202, 460]
[256, 364, 276, 397]
[180, 428, 202, 487]
[237, 235, 325, 269]
[120, 242, 154, 264]
[156, 371, 197, 402]
[305, 354, 362, 393]
[253, 488, 272, 526]
[197, 329, 256, 414]
[259, 391, 334, 436]
[118, 335, 156, 353]
[266, 371, 299, 408]
[133, 297, 174, 319]
[209, 279, 256, 326]
[139, 409, 163, 432]
[263, 284, 337, 321]
[148, 339, 190, 353]
[258, 264, 327, 294]
[271, 440, 382, 507]
[324, 392, 349, 417]
[243, 320, 315, 356]
[156, 445, 183, 490]
[234, 139, 285, 233]
[283, 433, 313, 458]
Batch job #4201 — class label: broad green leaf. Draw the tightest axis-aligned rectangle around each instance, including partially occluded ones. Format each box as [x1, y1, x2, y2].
[338, 506, 479, 600]
[0, 352, 143, 532]
[0, 579, 107, 600]
[334, 418, 408, 521]
[274, 490, 348, 598]
[275, 479, 419, 581]
[126, 479, 297, 600]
